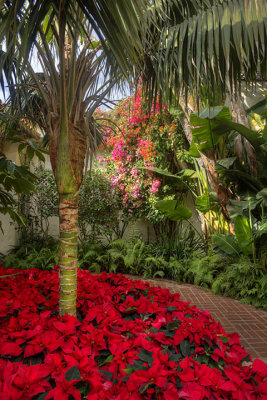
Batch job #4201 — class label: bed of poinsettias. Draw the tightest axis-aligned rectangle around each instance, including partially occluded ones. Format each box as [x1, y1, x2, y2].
[0, 267, 267, 400]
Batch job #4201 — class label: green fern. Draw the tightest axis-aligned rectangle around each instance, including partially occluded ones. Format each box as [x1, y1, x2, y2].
[169, 258, 186, 281]
[108, 238, 128, 251]
[184, 253, 226, 288]
[2, 239, 59, 270]
[211, 256, 267, 309]
[143, 256, 167, 278]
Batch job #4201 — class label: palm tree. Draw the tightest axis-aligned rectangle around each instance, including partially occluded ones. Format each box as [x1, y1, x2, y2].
[140, 0, 267, 232]
[0, 0, 148, 316]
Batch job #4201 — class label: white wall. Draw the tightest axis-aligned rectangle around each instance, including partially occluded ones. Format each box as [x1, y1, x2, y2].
[0, 143, 21, 254]
[0, 147, 60, 254]
[241, 82, 266, 109]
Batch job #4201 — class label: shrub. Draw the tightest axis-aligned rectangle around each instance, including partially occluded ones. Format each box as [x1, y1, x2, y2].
[78, 169, 128, 243]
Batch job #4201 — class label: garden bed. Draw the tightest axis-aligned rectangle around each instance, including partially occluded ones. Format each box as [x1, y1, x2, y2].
[0, 267, 267, 399]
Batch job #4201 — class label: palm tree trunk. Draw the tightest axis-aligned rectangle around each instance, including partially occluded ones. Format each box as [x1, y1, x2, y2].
[58, 194, 78, 316]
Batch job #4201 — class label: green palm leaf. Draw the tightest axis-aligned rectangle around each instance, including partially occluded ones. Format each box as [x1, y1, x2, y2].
[143, 0, 267, 102]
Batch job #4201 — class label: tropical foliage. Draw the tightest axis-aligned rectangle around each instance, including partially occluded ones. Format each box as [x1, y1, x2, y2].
[0, 0, 150, 316]
[141, 0, 267, 102]
[0, 152, 37, 229]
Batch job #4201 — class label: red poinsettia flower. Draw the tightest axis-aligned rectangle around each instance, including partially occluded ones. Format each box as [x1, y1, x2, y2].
[10, 363, 51, 399]
[0, 268, 267, 399]
[127, 358, 171, 393]
[45, 376, 81, 400]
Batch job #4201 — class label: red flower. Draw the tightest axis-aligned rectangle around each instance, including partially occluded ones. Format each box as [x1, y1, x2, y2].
[11, 364, 51, 399]
[252, 358, 267, 379]
[0, 340, 22, 357]
[127, 359, 171, 393]
[79, 325, 106, 355]
[178, 382, 205, 400]
[45, 376, 81, 400]
[0, 268, 267, 399]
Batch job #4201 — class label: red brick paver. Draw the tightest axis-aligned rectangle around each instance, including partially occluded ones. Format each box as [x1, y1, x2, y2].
[125, 275, 267, 363]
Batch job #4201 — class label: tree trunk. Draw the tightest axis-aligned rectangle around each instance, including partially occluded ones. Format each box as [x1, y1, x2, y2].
[180, 110, 235, 234]
[230, 93, 258, 178]
[58, 194, 78, 316]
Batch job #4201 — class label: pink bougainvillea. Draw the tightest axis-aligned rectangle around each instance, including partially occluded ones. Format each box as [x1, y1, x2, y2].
[99, 88, 167, 219]
[0, 266, 267, 399]
[98, 86, 191, 224]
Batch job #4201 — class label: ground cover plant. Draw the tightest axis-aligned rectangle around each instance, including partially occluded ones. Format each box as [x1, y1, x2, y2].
[2, 237, 267, 311]
[0, 267, 267, 399]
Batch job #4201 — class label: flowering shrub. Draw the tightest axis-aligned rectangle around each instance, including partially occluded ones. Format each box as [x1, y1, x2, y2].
[101, 88, 190, 223]
[0, 267, 267, 399]
[78, 169, 127, 242]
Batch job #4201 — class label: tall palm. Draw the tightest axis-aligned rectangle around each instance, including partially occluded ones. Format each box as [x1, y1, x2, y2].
[0, 0, 148, 316]
[141, 0, 267, 231]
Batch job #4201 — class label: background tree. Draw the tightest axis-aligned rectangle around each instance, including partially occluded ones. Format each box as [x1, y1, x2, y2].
[0, 0, 148, 316]
[140, 0, 267, 233]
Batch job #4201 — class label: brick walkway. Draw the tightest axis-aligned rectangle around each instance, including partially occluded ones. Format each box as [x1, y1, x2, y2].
[125, 275, 267, 363]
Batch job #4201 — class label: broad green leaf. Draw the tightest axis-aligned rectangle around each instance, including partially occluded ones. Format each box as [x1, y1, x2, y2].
[191, 105, 266, 156]
[190, 107, 232, 152]
[164, 205, 192, 221]
[35, 151, 46, 163]
[188, 140, 201, 157]
[100, 369, 113, 381]
[137, 348, 154, 366]
[254, 222, 267, 240]
[227, 201, 247, 219]
[195, 193, 217, 213]
[26, 146, 34, 161]
[155, 200, 192, 221]
[65, 366, 81, 382]
[197, 106, 230, 120]
[215, 119, 266, 149]
[234, 215, 253, 255]
[256, 189, 267, 205]
[177, 169, 197, 179]
[141, 167, 196, 180]
[227, 197, 258, 219]
[212, 233, 240, 256]
[180, 339, 191, 357]
[18, 143, 27, 153]
[216, 157, 236, 169]
[155, 200, 177, 213]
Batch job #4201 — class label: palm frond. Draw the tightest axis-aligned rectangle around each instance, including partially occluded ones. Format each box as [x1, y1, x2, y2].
[142, 0, 267, 103]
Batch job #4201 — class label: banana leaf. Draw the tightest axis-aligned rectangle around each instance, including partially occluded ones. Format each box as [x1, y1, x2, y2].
[155, 200, 192, 221]
[212, 233, 240, 256]
[234, 215, 253, 255]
